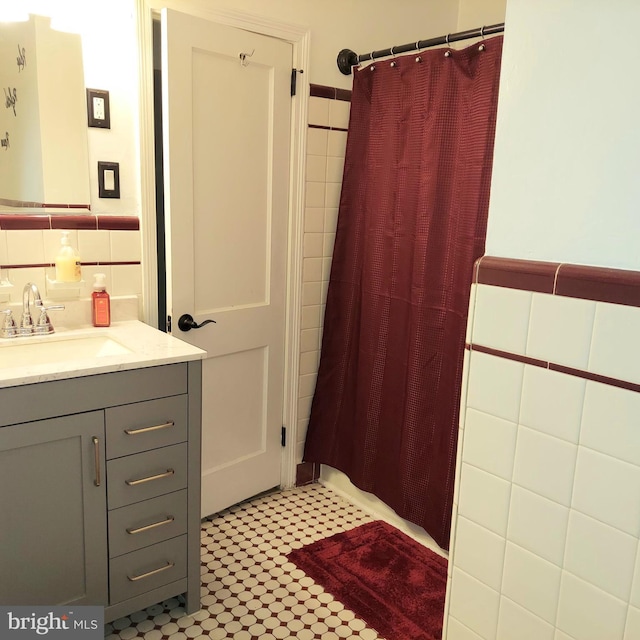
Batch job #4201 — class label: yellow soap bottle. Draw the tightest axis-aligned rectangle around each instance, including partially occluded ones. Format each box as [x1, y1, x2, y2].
[55, 231, 82, 282]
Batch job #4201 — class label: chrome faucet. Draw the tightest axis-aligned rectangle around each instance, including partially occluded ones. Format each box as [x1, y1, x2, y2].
[18, 282, 64, 336]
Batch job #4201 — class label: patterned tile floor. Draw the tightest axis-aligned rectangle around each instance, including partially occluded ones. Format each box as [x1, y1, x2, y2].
[104, 483, 386, 640]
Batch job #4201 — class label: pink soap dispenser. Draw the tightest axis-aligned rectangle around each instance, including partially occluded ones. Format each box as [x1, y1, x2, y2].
[92, 273, 111, 327]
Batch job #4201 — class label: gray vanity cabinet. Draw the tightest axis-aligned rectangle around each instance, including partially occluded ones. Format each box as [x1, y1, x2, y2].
[0, 361, 202, 622]
[0, 412, 108, 606]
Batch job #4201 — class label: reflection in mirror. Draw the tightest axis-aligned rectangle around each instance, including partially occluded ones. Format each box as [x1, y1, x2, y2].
[0, 14, 90, 211]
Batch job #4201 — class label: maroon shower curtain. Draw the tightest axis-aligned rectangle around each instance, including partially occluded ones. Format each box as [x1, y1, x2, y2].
[303, 37, 503, 550]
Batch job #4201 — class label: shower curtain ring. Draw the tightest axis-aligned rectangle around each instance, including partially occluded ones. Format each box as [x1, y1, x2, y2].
[444, 34, 452, 57]
[415, 41, 422, 63]
[389, 46, 397, 67]
[478, 25, 486, 51]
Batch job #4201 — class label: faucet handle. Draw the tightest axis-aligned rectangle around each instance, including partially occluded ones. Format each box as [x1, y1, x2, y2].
[35, 304, 65, 335]
[0, 309, 18, 338]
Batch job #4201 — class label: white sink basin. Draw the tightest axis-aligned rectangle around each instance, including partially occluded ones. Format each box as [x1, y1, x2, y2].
[0, 334, 132, 369]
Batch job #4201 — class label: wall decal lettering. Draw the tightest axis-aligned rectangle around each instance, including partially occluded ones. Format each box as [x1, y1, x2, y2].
[1, 132, 8, 150]
[4, 87, 17, 116]
[16, 45, 26, 72]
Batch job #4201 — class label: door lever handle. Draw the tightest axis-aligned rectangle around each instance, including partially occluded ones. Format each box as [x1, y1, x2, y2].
[178, 313, 216, 332]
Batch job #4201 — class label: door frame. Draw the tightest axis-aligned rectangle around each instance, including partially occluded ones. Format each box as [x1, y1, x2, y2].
[135, 0, 310, 490]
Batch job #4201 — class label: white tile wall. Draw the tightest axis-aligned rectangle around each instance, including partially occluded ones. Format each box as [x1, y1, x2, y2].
[447, 282, 640, 639]
[295, 95, 350, 463]
[2, 228, 142, 305]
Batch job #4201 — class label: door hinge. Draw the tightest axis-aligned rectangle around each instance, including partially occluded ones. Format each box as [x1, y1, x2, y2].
[281, 426, 287, 447]
[291, 68, 303, 97]
[166, 315, 172, 333]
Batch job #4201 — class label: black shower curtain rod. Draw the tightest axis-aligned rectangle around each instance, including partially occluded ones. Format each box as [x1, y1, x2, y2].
[336, 22, 505, 75]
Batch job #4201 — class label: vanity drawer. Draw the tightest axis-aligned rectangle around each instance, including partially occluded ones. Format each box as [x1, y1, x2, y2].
[108, 490, 187, 558]
[107, 443, 187, 509]
[109, 535, 187, 604]
[106, 395, 188, 460]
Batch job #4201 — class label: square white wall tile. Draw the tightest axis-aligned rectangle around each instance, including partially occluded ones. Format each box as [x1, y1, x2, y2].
[303, 282, 322, 306]
[462, 408, 517, 480]
[303, 257, 323, 283]
[572, 447, 640, 536]
[324, 208, 339, 234]
[453, 516, 505, 591]
[457, 463, 511, 537]
[327, 130, 348, 158]
[526, 293, 595, 369]
[300, 328, 320, 353]
[77, 229, 111, 263]
[625, 606, 640, 640]
[306, 127, 328, 155]
[589, 301, 640, 385]
[305, 182, 325, 208]
[329, 100, 350, 129]
[564, 510, 636, 601]
[110, 230, 141, 262]
[305, 154, 327, 183]
[322, 233, 336, 257]
[321, 257, 332, 282]
[325, 182, 342, 209]
[449, 568, 500, 640]
[297, 395, 313, 421]
[497, 596, 554, 640]
[308, 96, 330, 126]
[520, 365, 584, 443]
[303, 233, 324, 258]
[298, 373, 317, 399]
[446, 617, 484, 640]
[466, 351, 524, 423]
[581, 380, 640, 467]
[301, 304, 321, 330]
[502, 543, 561, 624]
[513, 426, 577, 506]
[304, 208, 325, 233]
[472, 284, 532, 354]
[110, 264, 141, 296]
[299, 350, 319, 376]
[507, 485, 569, 567]
[326, 156, 345, 183]
[556, 572, 627, 640]
[6, 230, 44, 265]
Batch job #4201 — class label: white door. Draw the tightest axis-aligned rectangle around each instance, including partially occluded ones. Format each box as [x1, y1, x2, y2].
[161, 8, 292, 517]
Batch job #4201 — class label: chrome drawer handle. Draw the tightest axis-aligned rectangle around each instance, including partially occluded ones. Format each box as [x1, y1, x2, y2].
[92, 436, 101, 487]
[126, 516, 175, 535]
[124, 421, 175, 436]
[125, 468, 175, 486]
[128, 561, 175, 582]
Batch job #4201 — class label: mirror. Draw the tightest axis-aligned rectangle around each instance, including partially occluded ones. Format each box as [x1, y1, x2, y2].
[0, 14, 90, 211]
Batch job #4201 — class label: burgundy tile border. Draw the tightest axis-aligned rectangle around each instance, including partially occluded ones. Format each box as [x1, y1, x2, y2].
[0, 214, 139, 231]
[475, 255, 640, 308]
[468, 342, 640, 394]
[549, 363, 640, 393]
[309, 84, 352, 102]
[475, 256, 559, 294]
[97, 215, 140, 231]
[308, 124, 349, 133]
[0, 198, 90, 209]
[468, 343, 548, 368]
[555, 263, 640, 308]
[0, 215, 50, 230]
[51, 215, 98, 230]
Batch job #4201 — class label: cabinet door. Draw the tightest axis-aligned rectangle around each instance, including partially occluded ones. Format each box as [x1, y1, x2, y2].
[0, 412, 107, 605]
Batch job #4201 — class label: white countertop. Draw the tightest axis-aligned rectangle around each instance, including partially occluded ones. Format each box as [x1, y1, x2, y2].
[0, 321, 206, 389]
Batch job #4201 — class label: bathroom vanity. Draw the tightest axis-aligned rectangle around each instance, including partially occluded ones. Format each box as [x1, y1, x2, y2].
[0, 322, 205, 622]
